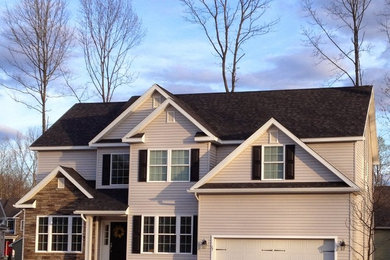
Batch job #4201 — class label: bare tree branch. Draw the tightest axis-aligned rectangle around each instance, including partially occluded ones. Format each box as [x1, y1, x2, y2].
[79, 0, 144, 102]
[302, 0, 372, 87]
[1, 0, 73, 134]
[181, 0, 278, 92]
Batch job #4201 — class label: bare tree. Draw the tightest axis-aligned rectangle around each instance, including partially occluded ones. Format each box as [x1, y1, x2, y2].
[0, 128, 38, 199]
[79, 0, 144, 102]
[1, 0, 73, 134]
[180, 0, 278, 92]
[302, 0, 372, 87]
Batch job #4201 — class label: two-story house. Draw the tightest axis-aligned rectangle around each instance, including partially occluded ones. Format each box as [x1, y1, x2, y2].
[14, 84, 378, 260]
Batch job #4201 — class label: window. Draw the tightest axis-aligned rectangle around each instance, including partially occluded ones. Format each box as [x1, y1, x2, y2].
[7, 219, 14, 234]
[57, 178, 65, 189]
[36, 216, 83, 252]
[263, 146, 284, 179]
[152, 95, 163, 108]
[148, 150, 190, 182]
[142, 216, 192, 254]
[166, 110, 176, 123]
[111, 154, 129, 184]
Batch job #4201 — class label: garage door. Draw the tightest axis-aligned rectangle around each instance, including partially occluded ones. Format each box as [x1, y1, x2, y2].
[214, 238, 334, 260]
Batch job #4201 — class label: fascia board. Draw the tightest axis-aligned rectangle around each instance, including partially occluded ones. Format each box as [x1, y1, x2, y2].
[30, 146, 94, 151]
[191, 117, 359, 190]
[189, 187, 358, 194]
[73, 210, 127, 215]
[89, 143, 129, 147]
[301, 136, 365, 143]
[15, 166, 93, 206]
[89, 84, 171, 145]
[13, 200, 36, 209]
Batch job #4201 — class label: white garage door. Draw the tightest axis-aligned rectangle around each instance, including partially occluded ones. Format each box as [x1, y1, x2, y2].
[214, 238, 334, 260]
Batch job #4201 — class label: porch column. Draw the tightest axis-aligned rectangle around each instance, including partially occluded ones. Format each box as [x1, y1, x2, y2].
[85, 216, 93, 260]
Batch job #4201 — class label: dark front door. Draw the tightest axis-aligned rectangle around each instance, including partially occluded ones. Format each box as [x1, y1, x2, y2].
[110, 222, 127, 260]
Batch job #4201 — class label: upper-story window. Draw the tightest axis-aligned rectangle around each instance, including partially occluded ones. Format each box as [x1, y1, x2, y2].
[252, 144, 295, 181]
[152, 94, 163, 108]
[36, 215, 82, 253]
[149, 150, 190, 182]
[102, 154, 129, 185]
[263, 145, 284, 180]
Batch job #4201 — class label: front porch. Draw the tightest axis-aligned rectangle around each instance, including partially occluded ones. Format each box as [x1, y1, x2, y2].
[76, 210, 128, 260]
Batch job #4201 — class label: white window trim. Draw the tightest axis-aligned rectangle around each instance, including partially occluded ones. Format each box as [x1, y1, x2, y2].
[35, 215, 83, 253]
[262, 144, 285, 180]
[109, 153, 130, 186]
[147, 149, 191, 182]
[57, 178, 65, 189]
[140, 215, 193, 255]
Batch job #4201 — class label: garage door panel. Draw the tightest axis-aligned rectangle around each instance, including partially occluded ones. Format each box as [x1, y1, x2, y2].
[215, 238, 334, 260]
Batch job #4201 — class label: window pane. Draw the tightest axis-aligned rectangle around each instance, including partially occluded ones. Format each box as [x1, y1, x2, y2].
[171, 166, 189, 181]
[180, 235, 192, 253]
[149, 166, 167, 181]
[38, 217, 48, 233]
[143, 217, 154, 233]
[264, 163, 283, 179]
[171, 150, 189, 164]
[71, 235, 82, 251]
[143, 235, 154, 252]
[159, 217, 176, 234]
[72, 217, 82, 233]
[158, 235, 176, 253]
[111, 154, 129, 184]
[264, 146, 283, 161]
[150, 151, 167, 164]
[180, 217, 192, 234]
[52, 217, 68, 233]
[52, 234, 68, 251]
[38, 234, 48, 251]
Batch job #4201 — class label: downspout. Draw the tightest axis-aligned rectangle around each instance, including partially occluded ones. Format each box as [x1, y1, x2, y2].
[21, 209, 25, 260]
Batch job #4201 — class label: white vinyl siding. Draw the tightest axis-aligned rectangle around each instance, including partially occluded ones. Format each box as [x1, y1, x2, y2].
[105, 94, 162, 139]
[37, 150, 96, 181]
[127, 107, 202, 260]
[210, 130, 341, 183]
[307, 142, 355, 181]
[198, 194, 350, 260]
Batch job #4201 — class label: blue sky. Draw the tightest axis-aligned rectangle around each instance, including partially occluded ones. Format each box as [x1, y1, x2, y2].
[0, 0, 389, 139]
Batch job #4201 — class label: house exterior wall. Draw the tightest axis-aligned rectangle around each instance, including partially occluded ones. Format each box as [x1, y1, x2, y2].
[197, 193, 350, 260]
[209, 128, 341, 183]
[37, 150, 97, 181]
[23, 173, 85, 260]
[215, 145, 237, 165]
[105, 94, 163, 139]
[307, 142, 355, 181]
[127, 106, 202, 259]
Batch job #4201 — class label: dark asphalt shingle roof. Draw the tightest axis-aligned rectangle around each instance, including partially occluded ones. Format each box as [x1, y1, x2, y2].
[60, 167, 128, 211]
[0, 198, 21, 217]
[31, 86, 372, 146]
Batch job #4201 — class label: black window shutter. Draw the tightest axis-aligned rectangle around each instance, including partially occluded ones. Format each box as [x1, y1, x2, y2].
[138, 150, 147, 182]
[102, 154, 111, 185]
[192, 215, 198, 255]
[285, 145, 295, 180]
[252, 146, 262, 180]
[190, 149, 200, 181]
[132, 215, 141, 254]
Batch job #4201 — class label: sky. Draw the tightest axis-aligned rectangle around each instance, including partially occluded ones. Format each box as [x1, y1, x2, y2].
[0, 0, 389, 140]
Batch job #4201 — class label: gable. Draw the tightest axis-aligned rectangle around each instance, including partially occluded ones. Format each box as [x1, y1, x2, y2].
[15, 166, 93, 208]
[191, 118, 359, 192]
[129, 105, 202, 145]
[103, 92, 166, 140]
[210, 126, 342, 183]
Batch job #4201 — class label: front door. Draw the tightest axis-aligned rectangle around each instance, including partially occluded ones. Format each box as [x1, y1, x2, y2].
[110, 222, 127, 260]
